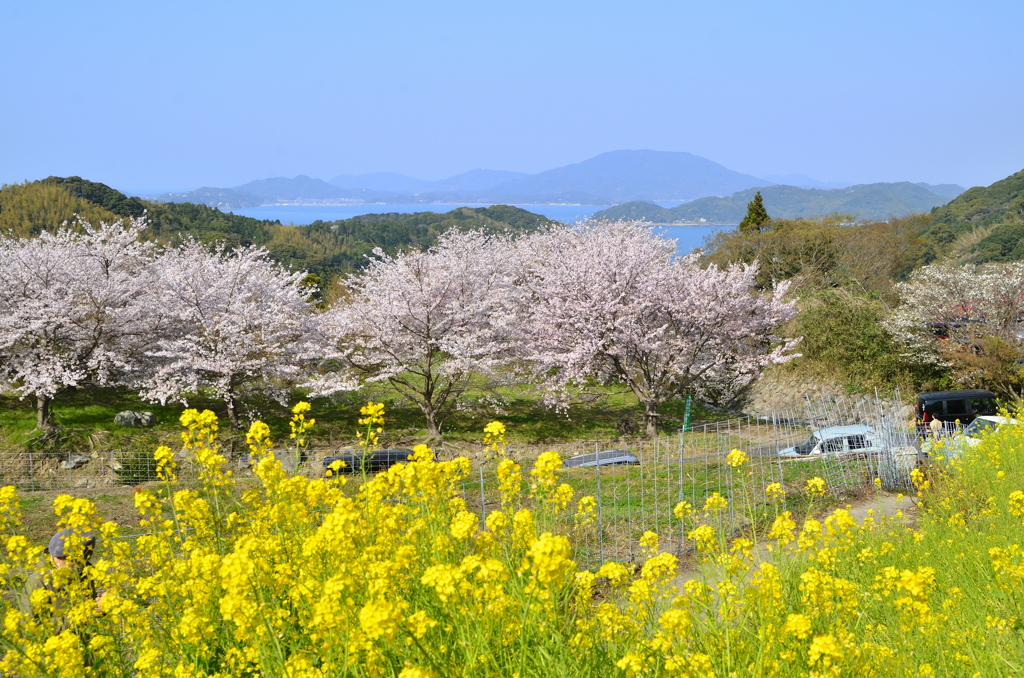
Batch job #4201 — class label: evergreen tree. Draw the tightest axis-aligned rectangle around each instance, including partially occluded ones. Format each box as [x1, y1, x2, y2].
[739, 191, 771, 234]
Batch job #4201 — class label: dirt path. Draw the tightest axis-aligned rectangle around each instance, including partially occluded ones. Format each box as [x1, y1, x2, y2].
[671, 491, 918, 586]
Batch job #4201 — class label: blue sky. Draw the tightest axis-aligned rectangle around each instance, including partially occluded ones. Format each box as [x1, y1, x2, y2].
[3, 0, 1022, 194]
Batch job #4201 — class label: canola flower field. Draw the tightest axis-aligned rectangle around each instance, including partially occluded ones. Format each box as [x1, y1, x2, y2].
[0, 402, 1021, 677]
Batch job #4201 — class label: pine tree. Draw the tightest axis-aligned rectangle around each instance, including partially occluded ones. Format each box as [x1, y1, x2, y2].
[738, 191, 771, 234]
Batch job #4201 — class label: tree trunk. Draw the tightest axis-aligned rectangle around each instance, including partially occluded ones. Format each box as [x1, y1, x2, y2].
[643, 402, 659, 438]
[225, 400, 240, 429]
[224, 394, 241, 430]
[423, 408, 442, 442]
[223, 381, 242, 429]
[36, 394, 52, 429]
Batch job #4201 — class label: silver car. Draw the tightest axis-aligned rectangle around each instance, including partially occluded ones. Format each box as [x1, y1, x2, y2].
[778, 425, 882, 458]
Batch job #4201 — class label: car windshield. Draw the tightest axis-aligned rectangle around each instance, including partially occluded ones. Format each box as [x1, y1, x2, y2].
[794, 434, 818, 453]
[964, 419, 997, 439]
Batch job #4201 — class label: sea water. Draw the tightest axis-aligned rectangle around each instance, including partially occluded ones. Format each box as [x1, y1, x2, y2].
[229, 204, 730, 255]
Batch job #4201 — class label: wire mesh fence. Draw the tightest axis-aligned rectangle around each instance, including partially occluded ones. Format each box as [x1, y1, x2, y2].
[446, 390, 925, 570]
[1, 391, 929, 569]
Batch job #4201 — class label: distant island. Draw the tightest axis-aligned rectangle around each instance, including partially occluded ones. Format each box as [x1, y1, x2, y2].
[592, 182, 966, 224]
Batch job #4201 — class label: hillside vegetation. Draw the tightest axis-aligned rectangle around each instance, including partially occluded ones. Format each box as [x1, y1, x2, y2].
[701, 210, 950, 393]
[925, 168, 1024, 263]
[594, 182, 959, 224]
[0, 177, 553, 280]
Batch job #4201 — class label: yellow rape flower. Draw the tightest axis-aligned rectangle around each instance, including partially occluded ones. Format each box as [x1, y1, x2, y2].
[640, 552, 677, 583]
[530, 451, 562, 495]
[616, 651, 645, 677]
[358, 400, 385, 426]
[450, 511, 478, 541]
[726, 448, 747, 467]
[596, 561, 633, 588]
[359, 598, 404, 641]
[805, 476, 826, 498]
[704, 492, 728, 512]
[575, 496, 597, 529]
[154, 445, 176, 482]
[688, 524, 717, 551]
[1008, 490, 1024, 518]
[807, 634, 843, 670]
[398, 667, 435, 678]
[498, 459, 523, 509]
[527, 532, 574, 586]
[673, 500, 695, 521]
[483, 420, 507, 457]
[783, 613, 813, 639]
[639, 530, 659, 557]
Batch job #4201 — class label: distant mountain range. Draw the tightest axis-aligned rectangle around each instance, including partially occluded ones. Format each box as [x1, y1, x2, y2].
[153, 150, 775, 208]
[153, 149, 963, 213]
[592, 182, 967, 223]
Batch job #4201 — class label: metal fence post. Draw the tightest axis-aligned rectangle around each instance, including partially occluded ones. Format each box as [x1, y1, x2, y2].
[677, 426, 686, 556]
[595, 460, 604, 567]
[479, 462, 486, 529]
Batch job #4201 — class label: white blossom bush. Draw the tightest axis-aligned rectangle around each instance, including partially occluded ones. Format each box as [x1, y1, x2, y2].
[884, 260, 1024, 367]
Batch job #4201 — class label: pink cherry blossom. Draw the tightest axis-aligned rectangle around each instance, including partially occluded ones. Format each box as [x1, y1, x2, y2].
[140, 239, 318, 428]
[315, 229, 516, 439]
[0, 218, 156, 427]
[511, 220, 799, 436]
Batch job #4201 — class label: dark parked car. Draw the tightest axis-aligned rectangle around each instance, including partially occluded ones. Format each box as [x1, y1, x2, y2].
[323, 448, 416, 475]
[564, 449, 640, 468]
[916, 389, 997, 430]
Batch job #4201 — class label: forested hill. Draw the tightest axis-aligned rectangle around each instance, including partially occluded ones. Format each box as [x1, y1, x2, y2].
[925, 169, 1024, 263]
[0, 177, 553, 280]
[593, 182, 960, 224]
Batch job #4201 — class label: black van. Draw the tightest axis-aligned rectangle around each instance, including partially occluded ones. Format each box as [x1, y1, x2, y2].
[915, 389, 997, 429]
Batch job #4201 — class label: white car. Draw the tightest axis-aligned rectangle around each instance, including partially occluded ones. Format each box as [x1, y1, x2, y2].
[923, 415, 1018, 458]
[778, 425, 883, 458]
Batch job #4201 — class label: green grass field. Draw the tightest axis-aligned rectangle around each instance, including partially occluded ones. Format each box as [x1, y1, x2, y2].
[0, 381, 718, 452]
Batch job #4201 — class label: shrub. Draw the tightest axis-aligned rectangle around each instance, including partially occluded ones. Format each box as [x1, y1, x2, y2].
[789, 289, 945, 392]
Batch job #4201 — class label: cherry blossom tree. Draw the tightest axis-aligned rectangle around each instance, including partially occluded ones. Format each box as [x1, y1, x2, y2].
[0, 219, 157, 428]
[315, 229, 515, 440]
[512, 220, 799, 436]
[141, 240, 317, 428]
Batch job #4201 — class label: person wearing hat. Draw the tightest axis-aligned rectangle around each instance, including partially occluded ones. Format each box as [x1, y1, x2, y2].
[16, 529, 104, 632]
[47, 528, 96, 569]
